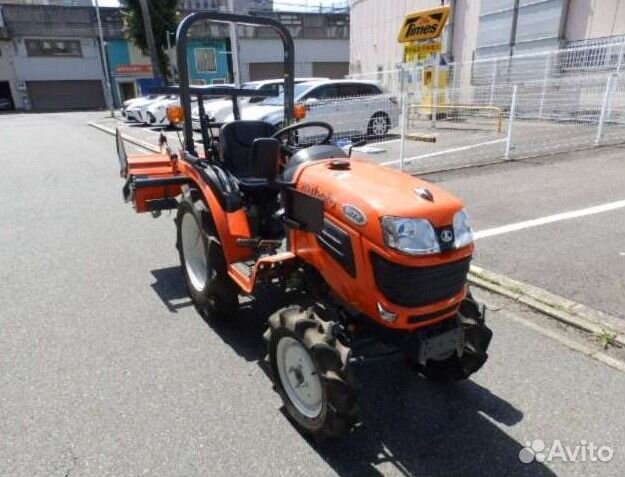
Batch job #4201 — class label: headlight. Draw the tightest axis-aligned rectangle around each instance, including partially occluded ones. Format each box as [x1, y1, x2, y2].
[453, 209, 473, 248]
[381, 217, 440, 255]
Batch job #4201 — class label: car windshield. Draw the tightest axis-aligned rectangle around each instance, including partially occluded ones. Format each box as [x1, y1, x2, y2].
[261, 83, 315, 106]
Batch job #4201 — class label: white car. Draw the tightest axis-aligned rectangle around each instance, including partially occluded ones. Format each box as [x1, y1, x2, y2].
[121, 95, 155, 117]
[146, 95, 203, 127]
[141, 94, 178, 126]
[191, 78, 327, 131]
[125, 95, 167, 122]
[229, 79, 399, 140]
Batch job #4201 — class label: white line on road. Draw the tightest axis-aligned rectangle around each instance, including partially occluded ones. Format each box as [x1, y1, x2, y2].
[474, 199, 625, 240]
[381, 138, 506, 166]
[371, 138, 401, 146]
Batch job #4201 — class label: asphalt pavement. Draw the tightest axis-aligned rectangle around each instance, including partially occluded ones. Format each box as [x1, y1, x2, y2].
[422, 146, 625, 319]
[1, 112, 625, 477]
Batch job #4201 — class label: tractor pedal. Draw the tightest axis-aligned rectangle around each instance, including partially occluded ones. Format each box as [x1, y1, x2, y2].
[236, 238, 283, 252]
[232, 261, 254, 279]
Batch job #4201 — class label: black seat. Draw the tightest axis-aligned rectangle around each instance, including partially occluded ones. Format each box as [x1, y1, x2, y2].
[219, 120, 278, 180]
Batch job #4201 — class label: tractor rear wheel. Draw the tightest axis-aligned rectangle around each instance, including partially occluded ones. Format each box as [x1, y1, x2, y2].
[264, 306, 358, 440]
[176, 190, 239, 318]
[416, 292, 493, 382]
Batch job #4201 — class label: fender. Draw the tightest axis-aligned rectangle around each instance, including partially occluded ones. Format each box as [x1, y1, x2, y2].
[179, 163, 253, 264]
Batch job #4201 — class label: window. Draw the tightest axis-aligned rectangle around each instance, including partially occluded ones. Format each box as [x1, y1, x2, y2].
[249, 82, 282, 103]
[304, 85, 339, 101]
[195, 48, 217, 72]
[355, 84, 382, 96]
[338, 84, 362, 98]
[25, 39, 82, 57]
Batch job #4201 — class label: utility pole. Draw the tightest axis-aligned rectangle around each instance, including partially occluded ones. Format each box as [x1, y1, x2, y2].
[138, 0, 163, 81]
[94, 0, 114, 117]
[227, 0, 241, 86]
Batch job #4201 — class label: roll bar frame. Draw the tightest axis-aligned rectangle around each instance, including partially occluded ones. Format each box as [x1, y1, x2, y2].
[176, 12, 295, 155]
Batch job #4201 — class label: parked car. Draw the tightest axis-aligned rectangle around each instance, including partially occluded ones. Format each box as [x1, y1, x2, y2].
[191, 78, 327, 130]
[229, 79, 399, 139]
[125, 95, 167, 122]
[121, 95, 156, 117]
[146, 95, 200, 127]
[139, 94, 178, 125]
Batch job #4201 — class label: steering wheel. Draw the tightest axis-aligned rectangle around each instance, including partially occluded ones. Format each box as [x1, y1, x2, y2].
[271, 121, 334, 156]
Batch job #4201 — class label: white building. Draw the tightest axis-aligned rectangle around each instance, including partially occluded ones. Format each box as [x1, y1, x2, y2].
[349, 0, 625, 79]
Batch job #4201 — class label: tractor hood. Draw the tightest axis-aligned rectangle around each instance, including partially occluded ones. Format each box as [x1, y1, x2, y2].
[295, 157, 465, 242]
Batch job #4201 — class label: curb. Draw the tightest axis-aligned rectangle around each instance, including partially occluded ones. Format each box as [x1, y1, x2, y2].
[497, 308, 625, 373]
[88, 121, 160, 153]
[469, 265, 625, 348]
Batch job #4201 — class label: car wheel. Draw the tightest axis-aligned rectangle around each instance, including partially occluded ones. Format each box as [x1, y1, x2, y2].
[367, 113, 390, 138]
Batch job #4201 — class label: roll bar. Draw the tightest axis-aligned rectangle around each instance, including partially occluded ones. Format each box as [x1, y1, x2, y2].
[176, 12, 295, 155]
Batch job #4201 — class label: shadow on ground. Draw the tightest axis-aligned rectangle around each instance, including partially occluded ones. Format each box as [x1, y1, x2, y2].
[149, 265, 554, 477]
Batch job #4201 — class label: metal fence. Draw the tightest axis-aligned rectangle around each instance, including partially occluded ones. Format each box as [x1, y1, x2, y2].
[345, 39, 625, 173]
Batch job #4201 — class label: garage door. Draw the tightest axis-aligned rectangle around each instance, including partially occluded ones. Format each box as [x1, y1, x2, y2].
[27, 80, 105, 111]
[248, 63, 284, 81]
[312, 62, 349, 79]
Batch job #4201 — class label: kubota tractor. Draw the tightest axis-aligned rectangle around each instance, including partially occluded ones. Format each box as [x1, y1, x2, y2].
[117, 12, 492, 439]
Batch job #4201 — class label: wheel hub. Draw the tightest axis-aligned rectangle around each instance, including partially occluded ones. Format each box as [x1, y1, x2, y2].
[372, 116, 387, 135]
[181, 212, 207, 292]
[276, 336, 323, 418]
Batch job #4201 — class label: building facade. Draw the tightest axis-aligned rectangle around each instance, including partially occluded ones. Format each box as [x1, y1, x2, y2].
[0, 0, 349, 111]
[349, 0, 625, 80]
[237, 11, 349, 81]
[0, 2, 110, 110]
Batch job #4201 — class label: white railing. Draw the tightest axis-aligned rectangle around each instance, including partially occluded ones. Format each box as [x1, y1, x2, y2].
[345, 39, 625, 172]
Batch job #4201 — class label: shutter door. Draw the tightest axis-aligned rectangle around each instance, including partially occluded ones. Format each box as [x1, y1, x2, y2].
[27, 80, 105, 111]
[248, 63, 284, 81]
[312, 62, 349, 79]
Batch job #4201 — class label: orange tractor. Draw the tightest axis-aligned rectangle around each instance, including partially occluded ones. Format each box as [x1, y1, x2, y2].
[117, 12, 492, 439]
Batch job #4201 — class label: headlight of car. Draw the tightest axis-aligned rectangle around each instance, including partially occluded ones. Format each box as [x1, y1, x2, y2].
[381, 217, 440, 255]
[453, 209, 473, 248]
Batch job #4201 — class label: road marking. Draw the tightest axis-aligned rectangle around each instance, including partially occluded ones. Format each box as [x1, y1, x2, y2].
[381, 138, 506, 166]
[371, 138, 401, 146]
[474, 199, 625, 240]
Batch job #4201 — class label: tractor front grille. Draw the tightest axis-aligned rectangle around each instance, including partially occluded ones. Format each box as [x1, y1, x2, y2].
[370, 253, 471, 308]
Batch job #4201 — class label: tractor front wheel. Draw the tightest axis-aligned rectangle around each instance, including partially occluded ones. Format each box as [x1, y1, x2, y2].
[264, 306, 358, 440]
[176, 190, 239, 318]
[416, 292, 493, 382]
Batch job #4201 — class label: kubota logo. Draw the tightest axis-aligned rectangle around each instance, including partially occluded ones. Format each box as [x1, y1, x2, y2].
[342, 204, 366, 226]
[440, 229, 453, 243]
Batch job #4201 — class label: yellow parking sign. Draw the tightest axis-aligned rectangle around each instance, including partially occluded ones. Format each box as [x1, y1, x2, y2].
[397, 6, 450, 43]
[404, 41, 442, 62]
